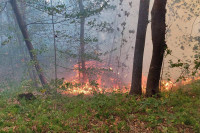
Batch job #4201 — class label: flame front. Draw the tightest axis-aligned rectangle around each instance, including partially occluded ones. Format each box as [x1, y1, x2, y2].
[60, 61, 200, 95]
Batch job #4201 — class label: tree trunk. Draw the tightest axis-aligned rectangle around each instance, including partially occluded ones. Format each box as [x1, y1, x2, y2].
[10, 0, 47, 86]
[78, 0, 87, 83]
[146, 0, 167, 97]
[8, 40, 15, 78]
[10, 2, 38, 87]
[4, 7, 15, 79]
[129, 0, 150, 95]
[50, 0, 58, 87]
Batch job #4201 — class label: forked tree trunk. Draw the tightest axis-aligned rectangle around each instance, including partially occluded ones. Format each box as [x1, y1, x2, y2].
[78, 0, 87, 83]
[130, 0, 150, 95]
[146, 0, 167, 97]
[10, 0, 47, 86]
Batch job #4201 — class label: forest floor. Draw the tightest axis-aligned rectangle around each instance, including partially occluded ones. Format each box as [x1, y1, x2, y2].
[0, 81, 200, 133]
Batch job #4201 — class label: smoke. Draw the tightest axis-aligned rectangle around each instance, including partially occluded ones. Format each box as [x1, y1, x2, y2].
[0, 0, 199, 88]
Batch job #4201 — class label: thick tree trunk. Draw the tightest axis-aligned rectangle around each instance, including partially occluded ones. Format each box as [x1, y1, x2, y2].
[78, 0, 87, 83]
[10, 0, 47, 86]
[146, 0, 167, 97]
[129, 0, 150, 95]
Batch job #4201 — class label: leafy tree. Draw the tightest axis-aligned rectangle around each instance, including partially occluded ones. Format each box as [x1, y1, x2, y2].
[163, 0, 200, 84]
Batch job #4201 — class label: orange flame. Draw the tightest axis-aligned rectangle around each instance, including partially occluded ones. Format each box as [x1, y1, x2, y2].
[60, 61, 200, 95]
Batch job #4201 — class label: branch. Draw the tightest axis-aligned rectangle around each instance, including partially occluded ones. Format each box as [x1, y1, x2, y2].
[0, 2, 7, 13]
[84, 1, 108, 17]
[26, 19, 70, 26]
[190, 15, 199, 36]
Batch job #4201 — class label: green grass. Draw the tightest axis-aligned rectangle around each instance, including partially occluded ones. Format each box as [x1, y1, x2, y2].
[0, 81, 200, 132]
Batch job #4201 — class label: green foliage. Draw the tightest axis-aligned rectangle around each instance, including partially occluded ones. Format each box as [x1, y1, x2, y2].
[0, 81, 200, 132]
[166, 0, 200, 83]
[1, 36, 12, 46]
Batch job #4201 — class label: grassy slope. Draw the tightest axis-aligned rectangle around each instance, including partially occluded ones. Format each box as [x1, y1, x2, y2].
[0, 82, 200, 133]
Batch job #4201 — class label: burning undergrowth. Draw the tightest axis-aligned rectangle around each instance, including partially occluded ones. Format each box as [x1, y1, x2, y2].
[59, 61, 200, 95]
[60, 61, 130, 95]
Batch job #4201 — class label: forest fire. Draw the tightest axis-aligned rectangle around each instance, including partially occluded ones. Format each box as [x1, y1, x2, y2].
[60, 61, 130, 95]
[60, 61, 200, 95]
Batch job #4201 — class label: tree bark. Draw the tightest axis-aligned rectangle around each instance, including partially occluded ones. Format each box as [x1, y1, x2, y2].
[146, 0, 167, 97]
[78, 0, 87, 83]
[129, 0, 150, 95]
[10, 0, 47, 86]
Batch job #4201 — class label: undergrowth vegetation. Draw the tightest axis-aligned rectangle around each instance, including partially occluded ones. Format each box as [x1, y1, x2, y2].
[0, 81, 199, 132]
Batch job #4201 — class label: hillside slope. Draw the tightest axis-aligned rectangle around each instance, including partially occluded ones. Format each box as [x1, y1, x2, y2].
[0, 82, 199, 132]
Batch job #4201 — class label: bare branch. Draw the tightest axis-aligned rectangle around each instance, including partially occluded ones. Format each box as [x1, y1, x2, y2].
[0, 2, 7, 13]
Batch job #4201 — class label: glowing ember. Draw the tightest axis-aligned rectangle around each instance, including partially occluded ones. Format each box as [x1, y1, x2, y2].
[161, 80, 175, 91]
[61, 85, 129, 95]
